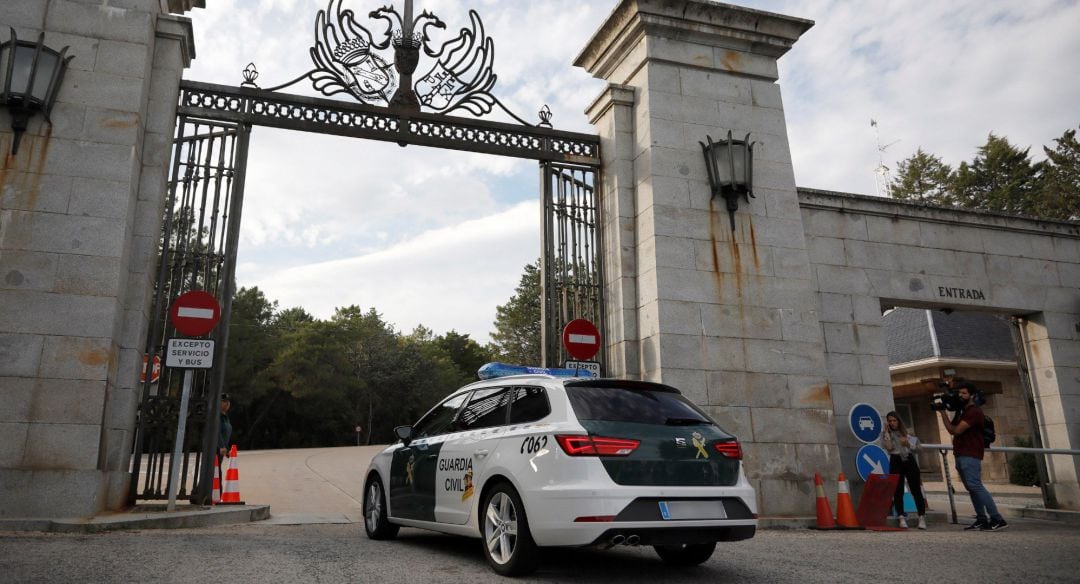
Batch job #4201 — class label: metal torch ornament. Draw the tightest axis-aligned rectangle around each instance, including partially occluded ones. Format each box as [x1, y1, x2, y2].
[0, 28, 73, 155]
[701, 131, 756, 231]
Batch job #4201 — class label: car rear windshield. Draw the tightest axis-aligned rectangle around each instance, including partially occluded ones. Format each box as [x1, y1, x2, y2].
[565, 384, 718, 427]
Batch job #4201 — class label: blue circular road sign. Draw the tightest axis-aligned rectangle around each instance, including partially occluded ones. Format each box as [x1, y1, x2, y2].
[848, 402, 882, 444]
[856, 444, 891, 482]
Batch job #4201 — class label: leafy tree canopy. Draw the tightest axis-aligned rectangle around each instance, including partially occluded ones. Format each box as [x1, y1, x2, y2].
[889, 126, 1079, 222]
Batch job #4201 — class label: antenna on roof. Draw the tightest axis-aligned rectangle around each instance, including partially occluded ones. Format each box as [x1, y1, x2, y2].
[871, 118, 899, 198]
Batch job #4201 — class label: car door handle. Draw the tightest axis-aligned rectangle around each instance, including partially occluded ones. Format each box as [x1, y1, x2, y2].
[475, 449, 489, 458]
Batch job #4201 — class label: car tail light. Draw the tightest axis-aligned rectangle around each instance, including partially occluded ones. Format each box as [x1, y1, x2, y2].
[555, 435, 640, 456]
[713, 440, 742, 459]
[573, 515, 616, 522]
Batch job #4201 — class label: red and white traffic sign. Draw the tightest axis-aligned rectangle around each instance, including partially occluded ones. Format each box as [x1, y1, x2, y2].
[140, 354, 161, 383]
[169, 290, 222, 337]
[562, 318, 601, 361]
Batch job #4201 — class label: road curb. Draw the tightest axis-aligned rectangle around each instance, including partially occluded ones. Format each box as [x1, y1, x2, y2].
[0, 505, 271, 534]
[1000, 506, 1080, 525]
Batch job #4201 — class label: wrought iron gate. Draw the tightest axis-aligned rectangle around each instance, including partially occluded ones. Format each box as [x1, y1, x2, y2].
[129, 116, 251, 504]
[129, 1, 604, 506]
[541, 162, 604, 370]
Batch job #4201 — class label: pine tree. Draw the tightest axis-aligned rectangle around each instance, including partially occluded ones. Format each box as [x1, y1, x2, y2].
[1036, 126, 1080, 220]
[951, 133, 1041, 215]
[890, 148, 954, 206]
[489, 260, 542, 365]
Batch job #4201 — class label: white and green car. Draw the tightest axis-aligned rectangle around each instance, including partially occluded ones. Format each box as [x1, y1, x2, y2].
[362, 367, 757, 576]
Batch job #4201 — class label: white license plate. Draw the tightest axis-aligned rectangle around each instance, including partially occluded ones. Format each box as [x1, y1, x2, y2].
[658, 500, 728, 520]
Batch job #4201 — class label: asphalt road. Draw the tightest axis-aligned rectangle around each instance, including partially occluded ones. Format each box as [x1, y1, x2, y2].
[5, 446, 1077, 582]
[3, 520, 1079, 583]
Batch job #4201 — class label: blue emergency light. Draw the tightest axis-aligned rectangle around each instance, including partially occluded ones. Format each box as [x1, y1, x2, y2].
[477, 362, 598, 380]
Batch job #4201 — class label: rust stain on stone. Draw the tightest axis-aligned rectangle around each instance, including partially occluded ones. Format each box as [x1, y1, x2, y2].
[732, 227, 744, 298]
[708, 198, 726, 304]
[720, 50, 742, 73]
[79, 348, 110, 367]
[803, 383, 832, 406]
[748, 218, 761, 271]
[0, 128, 52, 210]
[103, 117, 137, 129]
[36, 125, 53, 176]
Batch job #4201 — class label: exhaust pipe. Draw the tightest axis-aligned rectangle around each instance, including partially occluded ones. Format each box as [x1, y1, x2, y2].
[626, 534, 640, 546]
[610, 534, 625, 546]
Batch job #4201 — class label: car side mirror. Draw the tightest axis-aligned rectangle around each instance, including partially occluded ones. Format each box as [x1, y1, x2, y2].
[394, 425, 414, 445]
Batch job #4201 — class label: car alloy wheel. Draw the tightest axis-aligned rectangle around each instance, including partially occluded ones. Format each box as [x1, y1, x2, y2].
[363, 477, 398, 540]
[485, 491, 518, 564]
[481, 483, 538, 576]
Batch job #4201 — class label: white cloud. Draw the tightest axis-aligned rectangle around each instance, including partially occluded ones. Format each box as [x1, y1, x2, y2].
[238, 201, 540, 343]
[184, 0, 1080, 341]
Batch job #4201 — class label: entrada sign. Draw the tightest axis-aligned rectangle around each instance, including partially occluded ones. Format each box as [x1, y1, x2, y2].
[936, 286, 986, 301]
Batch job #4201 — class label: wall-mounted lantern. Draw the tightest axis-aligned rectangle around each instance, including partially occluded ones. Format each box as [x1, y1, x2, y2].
[700, 130, 756, 230]
[0, 28, 73, 155]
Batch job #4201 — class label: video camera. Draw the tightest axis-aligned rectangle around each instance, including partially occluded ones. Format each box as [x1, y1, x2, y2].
[929, 376, 984, 412]
[929, 388, 963, 412]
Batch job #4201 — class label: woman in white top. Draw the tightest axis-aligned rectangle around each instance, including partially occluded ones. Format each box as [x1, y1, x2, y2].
[882, 411, 927, 529]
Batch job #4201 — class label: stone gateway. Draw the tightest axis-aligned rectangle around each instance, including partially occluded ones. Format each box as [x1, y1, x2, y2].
[1, 0, 1077, 519]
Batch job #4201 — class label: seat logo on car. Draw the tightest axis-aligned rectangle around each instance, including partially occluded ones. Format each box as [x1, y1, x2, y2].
[674, 437, 688, 447]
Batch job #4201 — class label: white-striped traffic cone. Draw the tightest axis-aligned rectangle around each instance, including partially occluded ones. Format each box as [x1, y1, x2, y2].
[212, 454, 222, 504]
[835, 472, 859, 528]
[220, 445, 244, 505]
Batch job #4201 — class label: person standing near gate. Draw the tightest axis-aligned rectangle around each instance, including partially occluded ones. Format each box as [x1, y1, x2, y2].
[882, 411, 927, 529]
[218, 393, 233, 460]
[940, 383, 1008, 531]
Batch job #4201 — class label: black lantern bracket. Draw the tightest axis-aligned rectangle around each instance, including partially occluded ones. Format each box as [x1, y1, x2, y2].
[700, 130, 756, 231]
[1, 28, 74, 156]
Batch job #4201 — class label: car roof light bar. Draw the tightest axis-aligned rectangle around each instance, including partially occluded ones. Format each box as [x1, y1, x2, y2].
[477, 362, 597, 380]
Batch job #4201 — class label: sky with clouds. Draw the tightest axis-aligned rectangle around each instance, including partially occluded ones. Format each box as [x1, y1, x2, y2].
[182, 0, 1080, 343]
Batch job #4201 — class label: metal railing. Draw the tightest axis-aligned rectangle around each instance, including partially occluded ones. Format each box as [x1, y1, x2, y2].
[921, 443, 1080, 523]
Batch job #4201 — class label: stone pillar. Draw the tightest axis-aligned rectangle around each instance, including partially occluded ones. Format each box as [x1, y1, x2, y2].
[575, 0, 841, 515]
[0, 0, 193, 518]
[1022, 314, 1080, 508]
[586, 84, 640, 379]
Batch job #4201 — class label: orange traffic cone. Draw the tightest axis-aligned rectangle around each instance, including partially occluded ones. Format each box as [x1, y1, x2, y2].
[220, 445, 244, 505]
[812, 473, 836, 529]
[211, 454, 222, 505]
[835, 472, 860, 528]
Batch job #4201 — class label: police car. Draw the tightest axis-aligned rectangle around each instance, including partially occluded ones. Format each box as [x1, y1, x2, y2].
[362, 363, 757, 576]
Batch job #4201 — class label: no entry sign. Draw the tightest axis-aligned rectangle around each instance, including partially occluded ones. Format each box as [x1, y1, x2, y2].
[169, 290, 222, 337]
[562, 319, 601, 360]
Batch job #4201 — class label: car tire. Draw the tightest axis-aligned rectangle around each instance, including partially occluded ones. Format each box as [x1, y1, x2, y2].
[363, 476, 399, 540]
[653, 542, 716, 566]
[480, 482, 539, 576]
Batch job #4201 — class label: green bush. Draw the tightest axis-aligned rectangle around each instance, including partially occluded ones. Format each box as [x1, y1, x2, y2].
[1008, 436, 1040, 486]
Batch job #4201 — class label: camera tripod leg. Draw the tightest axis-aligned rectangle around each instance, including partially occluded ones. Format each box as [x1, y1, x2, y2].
[940, 448, 958, 524]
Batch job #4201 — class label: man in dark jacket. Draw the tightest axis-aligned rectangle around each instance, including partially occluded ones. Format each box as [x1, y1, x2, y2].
[940, 383, 1007, 531]
[218, 393, 233, 459]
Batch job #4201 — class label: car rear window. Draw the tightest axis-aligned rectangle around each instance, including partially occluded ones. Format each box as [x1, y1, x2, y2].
[565, 384, 715, 426]
[508, 386, 550, 424]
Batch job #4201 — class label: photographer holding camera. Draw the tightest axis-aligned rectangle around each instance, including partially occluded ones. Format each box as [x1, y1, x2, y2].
[939, 382, 1007, 531]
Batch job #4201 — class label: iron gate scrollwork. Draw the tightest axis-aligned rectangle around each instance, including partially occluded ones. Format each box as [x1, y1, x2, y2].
[129, 116, 251, 504]
[541, 162, 605, 371]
